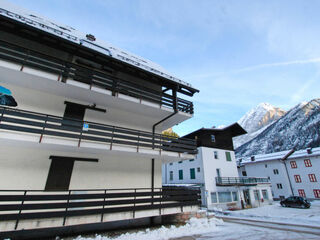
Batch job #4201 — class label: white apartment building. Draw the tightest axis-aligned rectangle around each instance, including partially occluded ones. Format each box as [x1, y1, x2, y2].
[0, 2, 200, 239]
[163, 124, 273, 210]
[238, 147, 320, 200]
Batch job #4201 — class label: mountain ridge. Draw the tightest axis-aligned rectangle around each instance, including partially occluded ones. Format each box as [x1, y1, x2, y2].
[235, 98, 320, 157]
[234, 102, 286, 148]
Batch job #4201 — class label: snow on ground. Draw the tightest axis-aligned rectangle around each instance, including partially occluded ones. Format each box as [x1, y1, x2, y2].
[221, 201, 320, 226]
[73, 217, 224, 240]
[199, 222, 319, 240]
[71, 219, 319, 240]
[71, 202, 320, 240]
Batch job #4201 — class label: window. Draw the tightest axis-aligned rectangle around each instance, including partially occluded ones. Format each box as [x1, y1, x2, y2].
[277, 183, 283, 189]
[211, 134, 216, 142]
[294, 175, 301, 183]
[309, 174, 317, 182]
[211, 192, 217, 203]
[197, 167, 200, 172]
[265, 164, 268, 168]
[253, 190, 261, 200]
[290, 161, 297, 168]
[273, 169, 279, 175]
[179, 170, 183, 180]
[169, 171, 173, 181]
[242, 171, 247, 176]
[232, 192, 238, 201]
[169, 163, 173, 165]
[262, 190, 269, 200]
[298, 189, 306, 197]
[214, 151, 218, 159]
[216, 168, 221, 178]
[225, 152, 232, 161]
[190, 168, 196, 179]
[218, 192, 232, 203]
[189, 159, 194, 162]
[304, 159, 312, 167]
[313, 189, 320, 198]
[178, 161, 183, 164]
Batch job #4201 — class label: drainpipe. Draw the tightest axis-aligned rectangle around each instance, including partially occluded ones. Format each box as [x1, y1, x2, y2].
[280, 148, 295, 197]
[151, 87, 179, 198]
[152, 87, 179, 141]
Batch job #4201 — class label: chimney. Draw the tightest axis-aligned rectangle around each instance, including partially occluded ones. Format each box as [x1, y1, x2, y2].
[251, 156, 255, 161]
[86, 34, 96, 41]
[307, 148, 312, 154]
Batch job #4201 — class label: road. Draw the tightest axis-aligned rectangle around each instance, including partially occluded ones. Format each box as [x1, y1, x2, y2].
[173, 222, 320, 240]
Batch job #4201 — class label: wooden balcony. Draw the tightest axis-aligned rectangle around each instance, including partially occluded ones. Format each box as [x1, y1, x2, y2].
[215, 177, 270, 186]
[0, 187, 201, 238]
[0, 107, 197, 155]
[0, 40, 194, 114]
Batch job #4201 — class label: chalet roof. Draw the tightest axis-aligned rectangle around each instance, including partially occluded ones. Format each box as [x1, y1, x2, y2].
[0, 1, 198, 94]
[183, 122, 247, 139]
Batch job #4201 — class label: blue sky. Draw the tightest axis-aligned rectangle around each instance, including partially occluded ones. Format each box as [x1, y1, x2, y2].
[8, 0, 320, 135]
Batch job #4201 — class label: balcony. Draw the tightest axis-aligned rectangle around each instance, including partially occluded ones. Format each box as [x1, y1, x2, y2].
[0, 107, 197, 157]
[0, 187, 201, 236]
[215, 177, 270, 186]
[0, 40, 194, 114]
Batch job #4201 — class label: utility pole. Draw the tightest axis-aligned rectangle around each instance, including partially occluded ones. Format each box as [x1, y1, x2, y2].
[280, 148, 295, 196]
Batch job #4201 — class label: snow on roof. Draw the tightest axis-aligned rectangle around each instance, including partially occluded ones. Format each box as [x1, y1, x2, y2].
[0, 0, 194, 89]
[238, 147, 320, 165]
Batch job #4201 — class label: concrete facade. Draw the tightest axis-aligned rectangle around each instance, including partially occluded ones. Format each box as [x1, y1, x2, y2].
[163, 126, 273, 210]
[238, 147, 320, 200]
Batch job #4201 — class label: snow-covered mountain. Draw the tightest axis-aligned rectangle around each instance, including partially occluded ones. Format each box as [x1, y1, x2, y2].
[236, 98, 320, 157]
[233, 103, 286, 148]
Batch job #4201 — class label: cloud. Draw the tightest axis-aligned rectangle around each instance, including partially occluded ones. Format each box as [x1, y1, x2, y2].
[235, 58, 320, 73]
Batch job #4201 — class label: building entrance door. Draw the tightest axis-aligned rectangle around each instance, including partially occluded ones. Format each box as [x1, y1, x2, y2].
[243, 189, 251, 205]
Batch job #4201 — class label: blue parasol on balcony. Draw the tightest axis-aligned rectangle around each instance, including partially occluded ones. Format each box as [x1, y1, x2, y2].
[0, 86, 17, 107]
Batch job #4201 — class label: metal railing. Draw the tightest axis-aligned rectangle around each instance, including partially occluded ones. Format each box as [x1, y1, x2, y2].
[0, 187, 201, 230]
[0, 40, 194, 114]
[215, 177, 270, 186]
[0, 107, 197, 154]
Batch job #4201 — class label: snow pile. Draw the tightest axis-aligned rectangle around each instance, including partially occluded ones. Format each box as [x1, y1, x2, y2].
[74, 217, 223, 240]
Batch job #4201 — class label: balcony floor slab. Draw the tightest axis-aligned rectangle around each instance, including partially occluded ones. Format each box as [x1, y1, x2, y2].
[0, 65, 192, 131]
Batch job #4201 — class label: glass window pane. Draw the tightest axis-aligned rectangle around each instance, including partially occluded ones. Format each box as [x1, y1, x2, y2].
[218, 192, 232, 203]
[262, 190, 268, 199]
[254, 190, 260, 200]
[179, 170, 183, 180]
[232, 192, 238, 201]
[211, 192, 217, 203]
[225, 152, 232, 161]
[190, 168, 195, 179]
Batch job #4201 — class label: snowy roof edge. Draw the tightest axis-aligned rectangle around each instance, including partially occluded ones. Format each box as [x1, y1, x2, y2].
[0, 1, 196, 90]
[238, 147, 320, 164]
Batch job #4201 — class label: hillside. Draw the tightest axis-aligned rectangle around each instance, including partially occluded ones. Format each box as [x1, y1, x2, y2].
[235, 98, 320, 157]
[234, 103, 286, 148]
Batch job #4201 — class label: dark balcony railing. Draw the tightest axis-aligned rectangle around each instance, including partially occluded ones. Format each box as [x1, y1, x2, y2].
[0, 187, 201, 231]
[0, 107, 197, 154]
[0, 40, 194, 114]
[215, 177, 270, 186]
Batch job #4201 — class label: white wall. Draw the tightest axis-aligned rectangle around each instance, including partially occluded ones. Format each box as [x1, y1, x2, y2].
[240, 154, 320, 199]
[0, 145, 161, 190]
[162, 150, 204, 184]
